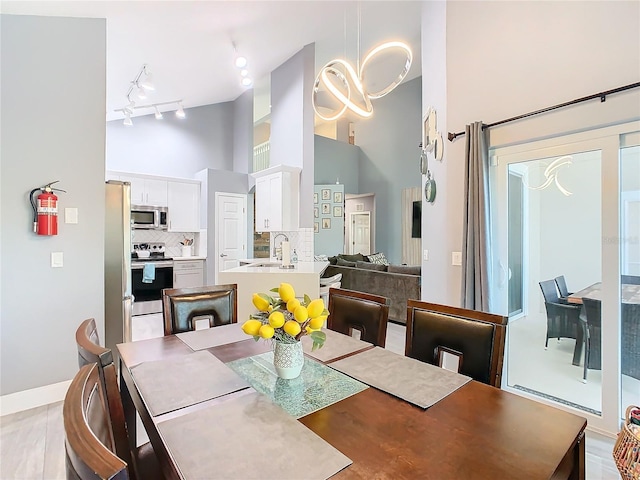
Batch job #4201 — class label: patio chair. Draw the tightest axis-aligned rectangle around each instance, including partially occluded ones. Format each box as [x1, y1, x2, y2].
[554, 275, 573, 299]
[581, 297, 602, 383]
[539, 279, 582, 348]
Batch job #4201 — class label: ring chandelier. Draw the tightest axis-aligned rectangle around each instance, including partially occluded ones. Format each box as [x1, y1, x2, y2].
[312, 41, 412, 121]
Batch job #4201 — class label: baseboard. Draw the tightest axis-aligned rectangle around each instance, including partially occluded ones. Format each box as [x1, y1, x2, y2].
[0, 380, 71, 416]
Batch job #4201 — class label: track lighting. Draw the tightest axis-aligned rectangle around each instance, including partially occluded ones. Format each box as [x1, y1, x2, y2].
[123, 112, 133, 126]
[175, 103, 186, 119]
[154, 106, 163, 120]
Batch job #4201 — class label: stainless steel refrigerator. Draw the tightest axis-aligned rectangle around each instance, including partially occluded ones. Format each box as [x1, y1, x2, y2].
[105, 180, 133, 358]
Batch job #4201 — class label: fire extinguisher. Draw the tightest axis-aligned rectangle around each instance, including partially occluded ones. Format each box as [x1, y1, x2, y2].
[29, 181, 66, 235]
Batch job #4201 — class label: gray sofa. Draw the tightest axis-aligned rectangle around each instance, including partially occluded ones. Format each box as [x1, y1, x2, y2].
[322, 263, 421, 324]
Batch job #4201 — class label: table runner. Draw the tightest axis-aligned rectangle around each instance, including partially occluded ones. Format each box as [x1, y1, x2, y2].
[157, 391, 352, 480]
[227, 351, 368, 418]
[176, 323, 248, 351]
[130, 351, 249, 416]
[329, 347, 471, 409]
[301, 328, 372, 362]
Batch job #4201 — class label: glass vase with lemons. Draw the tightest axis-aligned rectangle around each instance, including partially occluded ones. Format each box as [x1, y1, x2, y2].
[241, 282, 327, 379]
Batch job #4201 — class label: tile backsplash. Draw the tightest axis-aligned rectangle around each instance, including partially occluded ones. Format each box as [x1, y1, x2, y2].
[132, 230, 200, 257]
[270, 229, 313, 262]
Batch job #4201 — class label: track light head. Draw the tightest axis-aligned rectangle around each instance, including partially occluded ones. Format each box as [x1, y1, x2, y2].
[123, 112, 133, 126]
[154, 106, 163, 120]
[136, 85, 147, 100]
[140, 65, 155, 91]
[176, 103, 186, 119]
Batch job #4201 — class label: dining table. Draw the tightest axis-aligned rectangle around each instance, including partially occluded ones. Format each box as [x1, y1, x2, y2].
[117, 325, 587, 480]
[567, 282, 640, 305]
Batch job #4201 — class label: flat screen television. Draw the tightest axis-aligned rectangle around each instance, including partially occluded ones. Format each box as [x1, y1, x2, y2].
[411, 200, 421, 238]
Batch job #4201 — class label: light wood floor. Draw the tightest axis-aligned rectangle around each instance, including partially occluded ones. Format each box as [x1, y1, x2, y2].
[0, 322, 622, 479]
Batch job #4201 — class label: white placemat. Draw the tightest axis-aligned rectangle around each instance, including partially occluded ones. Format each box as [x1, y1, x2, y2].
[302, 328, 372, 363]
[329, 347, 471, 409]
[157, 391, 352, 480]
[131, 351, 249, 416]
[176, 323, 249, 351]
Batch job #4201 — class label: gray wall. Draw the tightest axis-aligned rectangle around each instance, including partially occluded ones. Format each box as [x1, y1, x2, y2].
[1, 15, 106, 395]
[233, 89, 253, 175]
[356, 76, 422, 264]
[106, 102, 234, 178]
[270, 44, 315, 228]
[314, 135, 360, 194]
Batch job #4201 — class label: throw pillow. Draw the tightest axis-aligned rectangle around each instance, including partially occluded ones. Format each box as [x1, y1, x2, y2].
[314, 254, 329, 262]
[367, 252, 389, 265]
[336, 258, 357, 267]
[356, 260, 387, 272]
[338, 253, 365, 263]
[387, 264, 421, 276]
[328, 256, 338, 265]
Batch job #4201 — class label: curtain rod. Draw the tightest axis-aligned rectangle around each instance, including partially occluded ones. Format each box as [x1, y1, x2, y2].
[447, 81, 640, 142]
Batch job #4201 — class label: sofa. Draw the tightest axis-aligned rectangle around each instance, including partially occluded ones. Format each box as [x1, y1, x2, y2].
[321, 253, 421, 324]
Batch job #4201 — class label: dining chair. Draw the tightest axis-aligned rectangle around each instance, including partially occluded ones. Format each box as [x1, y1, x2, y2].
[405, 300, 508, 388]
[554, 275, 573, 299]
[539, 279, 582, 348]
[327, 287, 390, 347]
[319, 273, 342, 306]
[162, 284, 238, 336]
[581, 297, 602, 383]
[74, 319, 163, 480]
[621, 302, 640, 381]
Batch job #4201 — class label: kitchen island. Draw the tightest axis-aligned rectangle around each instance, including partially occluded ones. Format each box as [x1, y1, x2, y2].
[218, 261, 329, 322]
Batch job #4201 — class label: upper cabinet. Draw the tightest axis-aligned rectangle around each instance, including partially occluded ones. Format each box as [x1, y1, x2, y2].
[107, 171, 200, 232]
[108, 172, 168, 207]
[251, 165, 300, 232]
[167, 181, 200, 232]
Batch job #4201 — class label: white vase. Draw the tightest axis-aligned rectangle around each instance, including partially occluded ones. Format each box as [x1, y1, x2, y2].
[273, 340, 304, 379]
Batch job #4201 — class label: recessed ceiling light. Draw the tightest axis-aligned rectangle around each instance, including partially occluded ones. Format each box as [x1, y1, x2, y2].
[241, 77, 253, 87]
[240, 69, 249, 77]
[235, 56, 248, 68]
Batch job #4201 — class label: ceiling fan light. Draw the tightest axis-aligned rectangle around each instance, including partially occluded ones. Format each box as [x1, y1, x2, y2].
[241, 77, 253, 87]
[176, 103, 186, 119]
[235, 56, 247, 68]
[154, 106, 163, 120]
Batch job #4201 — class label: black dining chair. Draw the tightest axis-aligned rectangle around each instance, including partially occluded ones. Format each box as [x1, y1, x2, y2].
[539, 279, 582, 348]
[554, 275, 573, 299]
[405, 300, 508, 387]
[581, 297, 602, 383]
[162, 284, 238, 335]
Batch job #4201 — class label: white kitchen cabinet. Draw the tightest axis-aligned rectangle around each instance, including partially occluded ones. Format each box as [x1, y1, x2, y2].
[173, 260, 205, 288]
[251, 165, 300, 232]
[112, 173, 168, 207]
[167, 181, 200, 232]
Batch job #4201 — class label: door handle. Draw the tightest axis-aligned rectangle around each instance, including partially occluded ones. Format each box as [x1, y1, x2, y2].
[220, 253, 228, 257]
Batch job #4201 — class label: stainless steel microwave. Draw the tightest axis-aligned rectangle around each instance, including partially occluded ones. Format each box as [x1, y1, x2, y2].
[131, 205, 168, 230]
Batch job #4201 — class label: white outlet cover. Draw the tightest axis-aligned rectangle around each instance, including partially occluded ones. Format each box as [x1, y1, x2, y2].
[452, 251, 462, 266]
[65, 207, 78, 224]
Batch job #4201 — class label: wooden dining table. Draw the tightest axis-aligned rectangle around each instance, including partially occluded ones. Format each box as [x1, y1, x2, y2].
[568, 282, 640, 304]
[117, 332, 587, 480]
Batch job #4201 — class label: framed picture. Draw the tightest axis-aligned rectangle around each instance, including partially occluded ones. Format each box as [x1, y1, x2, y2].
[322, 203, 330, 214]
[314, 207, 319, 218]
[314, 222, 319, 233]
[313, 193, 318, 204]
[333, 191, 343, 203]
[321, 189, 331, 200]
[333, 206, 342, 217]
[322, 218, 331, 229]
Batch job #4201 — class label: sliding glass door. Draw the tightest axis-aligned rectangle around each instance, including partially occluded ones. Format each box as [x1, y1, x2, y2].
[490, 122, 640, 434]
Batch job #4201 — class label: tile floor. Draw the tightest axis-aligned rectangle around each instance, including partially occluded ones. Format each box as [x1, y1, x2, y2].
[0, 322, 623, 479]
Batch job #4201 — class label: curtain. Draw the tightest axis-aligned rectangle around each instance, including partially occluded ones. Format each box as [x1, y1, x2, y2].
[461, 122, 493, 312]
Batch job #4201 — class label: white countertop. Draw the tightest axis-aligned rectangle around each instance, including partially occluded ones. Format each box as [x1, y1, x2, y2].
[173, 256, 206, 261]
[222, 261, 328, 275]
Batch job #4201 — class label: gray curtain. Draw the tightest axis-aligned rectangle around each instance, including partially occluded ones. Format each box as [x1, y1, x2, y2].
[461, 122, 493, 312]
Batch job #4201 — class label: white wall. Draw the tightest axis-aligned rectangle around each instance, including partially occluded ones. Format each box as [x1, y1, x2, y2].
[422, 0, 640, 308]
[0, 15, 106, 396]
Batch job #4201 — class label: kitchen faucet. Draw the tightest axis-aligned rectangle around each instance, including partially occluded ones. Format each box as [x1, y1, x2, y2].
[272, 233, 289, 259]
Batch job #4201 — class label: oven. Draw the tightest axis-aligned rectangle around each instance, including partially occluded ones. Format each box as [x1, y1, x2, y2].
[131, 259, 174, 316]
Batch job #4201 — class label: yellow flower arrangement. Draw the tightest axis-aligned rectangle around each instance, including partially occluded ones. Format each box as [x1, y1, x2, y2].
[241, 282, 327, 351]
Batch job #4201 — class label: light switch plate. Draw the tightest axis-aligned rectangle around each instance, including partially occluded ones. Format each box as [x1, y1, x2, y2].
[452, 251, 462, 266]
[51, 252, 64, 268]
[65, 207, 78, 224]
[423, 249, 429, 261]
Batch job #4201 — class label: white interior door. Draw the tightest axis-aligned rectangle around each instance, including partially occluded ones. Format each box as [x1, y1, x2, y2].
[349, 212, 371, 255]
[215, 193, 247, 283]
